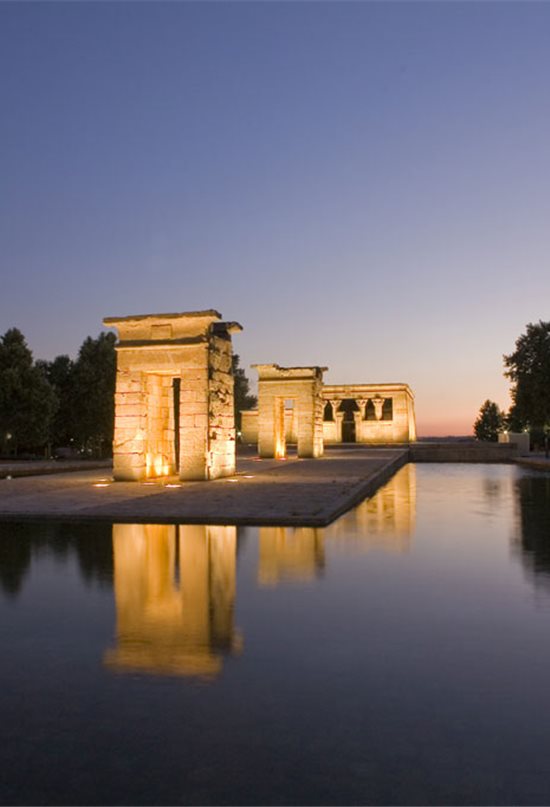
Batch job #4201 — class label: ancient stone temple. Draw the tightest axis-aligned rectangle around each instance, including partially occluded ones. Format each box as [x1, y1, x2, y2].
[241, 382, 416, 445]
[104, 311, 241, 481]
[322, 383, 416, 444]
[253, 364, 326, 459]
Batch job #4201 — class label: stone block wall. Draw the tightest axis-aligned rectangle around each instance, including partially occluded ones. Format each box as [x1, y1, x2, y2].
[178, 359, 210, 480]
[146, 374, 175, 477]
[240, 410, 259, 444]
[240, 408, 297, 445]
[112, 368, 148, 480]
[207, 333, 236, 480]
[254, 365, 326, 459]
[105, 311, 241, 481]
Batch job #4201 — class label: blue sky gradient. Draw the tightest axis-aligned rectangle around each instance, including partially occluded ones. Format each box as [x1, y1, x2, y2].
[2, 2, 550, 434]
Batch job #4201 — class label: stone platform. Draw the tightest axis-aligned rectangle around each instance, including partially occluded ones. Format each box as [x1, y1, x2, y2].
[0, 448, 407, 527]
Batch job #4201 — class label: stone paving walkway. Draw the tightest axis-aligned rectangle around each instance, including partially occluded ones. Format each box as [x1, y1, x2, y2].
[0, 448, 408, 527]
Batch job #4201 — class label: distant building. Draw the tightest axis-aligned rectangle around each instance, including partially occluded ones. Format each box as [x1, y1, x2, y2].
[241, 382, 416, 445]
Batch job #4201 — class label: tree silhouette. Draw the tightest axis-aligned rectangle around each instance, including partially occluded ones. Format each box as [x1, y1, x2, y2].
[474, 400, 504, 442]
[504, 320, 550, 432]
[0, 328, 57, 455]
[233, 354, 257, 430]
[72, 332, 116, 456]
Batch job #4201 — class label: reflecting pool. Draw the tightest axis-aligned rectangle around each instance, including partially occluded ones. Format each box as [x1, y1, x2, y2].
[2, 464, 550, 805]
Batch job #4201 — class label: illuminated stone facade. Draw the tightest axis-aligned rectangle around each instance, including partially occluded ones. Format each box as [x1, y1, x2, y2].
[253, 364, 326, 459]
[104, 311, 241, 481]
[322, 383, 416, 444]
[241, 382, 416, 446]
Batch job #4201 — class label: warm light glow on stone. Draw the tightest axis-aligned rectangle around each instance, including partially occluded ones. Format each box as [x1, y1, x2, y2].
[253, 365, 326, 460]
[104, 311, 242, 482]
[242, 383, 416, 445]
[145, 452, 171, 478]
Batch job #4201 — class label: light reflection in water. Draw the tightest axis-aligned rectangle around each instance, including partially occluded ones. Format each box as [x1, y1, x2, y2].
[258, 527, 324, 586]
[257, 465, 416, 586]
[103, 467, 417, 677]
[512, 473, 550, 596]
[325, 462, 416, 552]
[6, 465, 550, 804]
[104, 524, 242, 678]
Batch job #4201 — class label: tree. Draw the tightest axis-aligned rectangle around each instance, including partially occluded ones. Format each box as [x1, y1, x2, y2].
[40, 354, 77, 448]
[0, 328, 57, 455]
[503, 320, 550, 432]
[72, 332, 117, 457]
[232, 354, 257, 430]
[474, 400, 505, 442]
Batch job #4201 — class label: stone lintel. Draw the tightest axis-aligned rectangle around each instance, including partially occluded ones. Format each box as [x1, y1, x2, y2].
[104, 310, 222, 325]
[104, 311, 237, 344]
[322, 383, 415, 399]
[252, 364, 328, 381]
[115, 336, 208, 350]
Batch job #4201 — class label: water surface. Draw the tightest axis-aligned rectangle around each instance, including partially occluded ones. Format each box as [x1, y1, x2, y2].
[2, 464, 550, 805]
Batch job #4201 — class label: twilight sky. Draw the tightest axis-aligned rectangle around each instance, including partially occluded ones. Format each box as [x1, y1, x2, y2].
[2, 2, 550, 436]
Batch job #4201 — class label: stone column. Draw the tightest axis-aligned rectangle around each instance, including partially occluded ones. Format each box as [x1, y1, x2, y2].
[356, 399, 368, 419]
[296, 387, 315, 458]
[113, 369, 147, 481]
[372, 396, 385, 421]
[335, 411, 344, 442]
[297, 376, 325, 458]
[274, 398, 286, 458]
[330, 400, 341, 420]
[354, 399, 368, 443]
[257, 386, 284, 458]
[179, 366, 209, 480]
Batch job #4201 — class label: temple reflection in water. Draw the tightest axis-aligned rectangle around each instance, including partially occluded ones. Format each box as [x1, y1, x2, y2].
[104, 524, 242, 678]
[103, 465, 416, 676]
[258, 527, 325, 586]
[257, 464, 416, 586]
[325, 463, 416, 552]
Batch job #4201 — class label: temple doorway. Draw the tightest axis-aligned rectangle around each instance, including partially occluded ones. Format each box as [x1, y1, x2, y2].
[340, 399, 358, 443]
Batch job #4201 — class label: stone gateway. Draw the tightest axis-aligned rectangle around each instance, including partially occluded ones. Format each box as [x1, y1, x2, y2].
[104, 311, 241, 481]
[253, 364, 327, 459]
